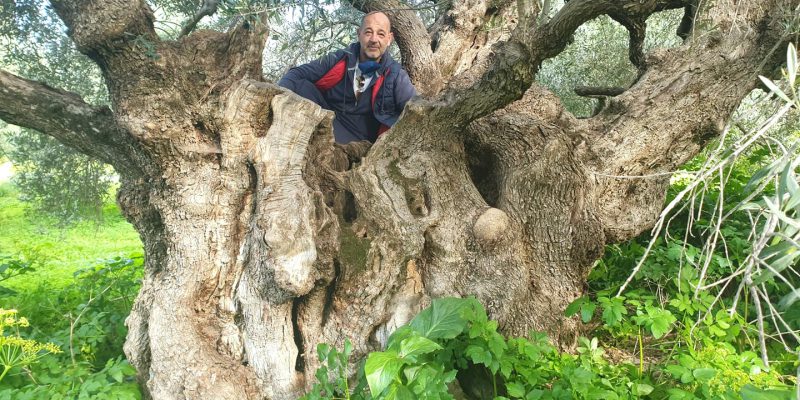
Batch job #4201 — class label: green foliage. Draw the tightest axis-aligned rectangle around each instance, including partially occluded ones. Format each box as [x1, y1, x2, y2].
[0, 253, 37, 296]
[5, 130, 113, 225]
[303, 298, 793, 400]
[0, 255, 143, 399]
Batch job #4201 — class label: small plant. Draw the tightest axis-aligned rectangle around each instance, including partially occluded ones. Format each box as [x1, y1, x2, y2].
[0, 309, 60, 382]
[0, 254, 37, 296]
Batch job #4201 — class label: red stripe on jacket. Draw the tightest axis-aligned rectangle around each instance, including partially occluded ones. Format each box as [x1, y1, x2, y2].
[314, 59, 347, 91]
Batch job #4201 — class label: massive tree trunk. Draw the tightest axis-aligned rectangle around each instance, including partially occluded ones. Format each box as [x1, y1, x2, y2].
[0, 0, 797, 398]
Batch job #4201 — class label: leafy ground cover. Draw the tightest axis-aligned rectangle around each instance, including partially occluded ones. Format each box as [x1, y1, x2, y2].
[0, 182, 143, 398]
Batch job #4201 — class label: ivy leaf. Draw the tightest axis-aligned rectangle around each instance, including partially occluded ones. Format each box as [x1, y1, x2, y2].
[365, 351, 406, 397]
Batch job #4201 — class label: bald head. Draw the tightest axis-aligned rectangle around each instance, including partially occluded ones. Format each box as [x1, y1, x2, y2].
[360, 11, 392, 31]
[357, 11, 394, 62]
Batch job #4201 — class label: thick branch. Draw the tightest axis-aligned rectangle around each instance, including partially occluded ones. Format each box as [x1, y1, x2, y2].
[49, 0, 158, 59]
[424, 0, 688, 129]
[587, 0, 798, 241]
[345, 0, 442, 95]
[0, 69, 141, 174]
[530, 0, 687, 61]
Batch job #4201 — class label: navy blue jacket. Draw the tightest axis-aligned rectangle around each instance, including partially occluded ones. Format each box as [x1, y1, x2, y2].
[278, 43, 416, 143]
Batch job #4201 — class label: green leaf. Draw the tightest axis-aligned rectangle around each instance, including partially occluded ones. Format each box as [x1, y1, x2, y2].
[692, 368, 717, 382]
[316, 343, 331, 362]
[109, 367, 124, 383]
[787, 43, 797, 88]
[740, 384, 795, 400]
[507, 381, 526, 398]
[580, 302, 597, 323]
[647, 307, 675, 339]
[760, 75, 792, 103]
[565, 296, 588, 317]
[399, 335, 442, 359]
[365, 351, 405, 397]
[632, 383, 654, 396]
[778, 288, 800, 310]
[383, 383, 415, 400]
[465, 344, 492, 366]
[409, 297, 473, 340]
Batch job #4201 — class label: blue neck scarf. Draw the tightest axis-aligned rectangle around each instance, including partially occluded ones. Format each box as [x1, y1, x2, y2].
[358, 61, 381, 75]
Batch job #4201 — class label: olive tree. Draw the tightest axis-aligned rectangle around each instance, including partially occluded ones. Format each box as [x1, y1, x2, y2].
[0, 0, 797, 398]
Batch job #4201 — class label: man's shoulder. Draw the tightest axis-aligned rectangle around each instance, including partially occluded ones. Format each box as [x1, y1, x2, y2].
[318, 43, 358, 63]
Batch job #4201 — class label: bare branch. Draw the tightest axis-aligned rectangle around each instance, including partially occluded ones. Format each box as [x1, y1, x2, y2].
[0, 69, 142, 174]
[179, 0, 220, 38]
[574, 86, 626, 97]
[608, 13, 648, 73]
[529, 0, 687, 61]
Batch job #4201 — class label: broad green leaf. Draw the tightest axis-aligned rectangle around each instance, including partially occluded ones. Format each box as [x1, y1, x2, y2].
[740, 384, 795, 400]
[692, 367, 717, 382]
[383, 383, 415, 400]
[365, 351, 405, 397]
[316, 343, 331, 362]
[507, 381, 526, 398]
[399, 335, 442, 359]
[409, 297, 472, 340]
[580, 302, 597, 323]
[633, 383, 654, 396]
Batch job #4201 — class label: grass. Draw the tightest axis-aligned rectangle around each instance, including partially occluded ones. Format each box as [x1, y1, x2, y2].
[0, 181, 142, 293]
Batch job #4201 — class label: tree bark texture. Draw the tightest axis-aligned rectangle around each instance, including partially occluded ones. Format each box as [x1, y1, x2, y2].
[0, 0, 797, 398]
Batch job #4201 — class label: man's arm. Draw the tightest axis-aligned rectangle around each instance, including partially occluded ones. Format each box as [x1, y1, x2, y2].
[278, 50, 345, 92]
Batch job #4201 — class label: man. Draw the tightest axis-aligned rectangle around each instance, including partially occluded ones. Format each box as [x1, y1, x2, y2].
[279, 12, 416, 144]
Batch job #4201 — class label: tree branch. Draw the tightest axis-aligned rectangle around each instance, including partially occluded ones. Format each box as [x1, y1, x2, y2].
[0, 69, 143, 174]
[609, 13, 648, 73]
[574, 86, 626, 97]
[529, 0, 687, 61]
[179, 0, 220, 38]
[424, 0, 688, 129]
[49, 0, 158, 60]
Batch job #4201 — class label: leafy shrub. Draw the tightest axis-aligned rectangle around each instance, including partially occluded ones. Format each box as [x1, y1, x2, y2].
[302, 298, 793, 399]
[0, 254, 143, 399]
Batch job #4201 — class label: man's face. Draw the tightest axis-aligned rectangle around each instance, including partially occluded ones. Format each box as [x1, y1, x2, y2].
[358, 13, 393, 61]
